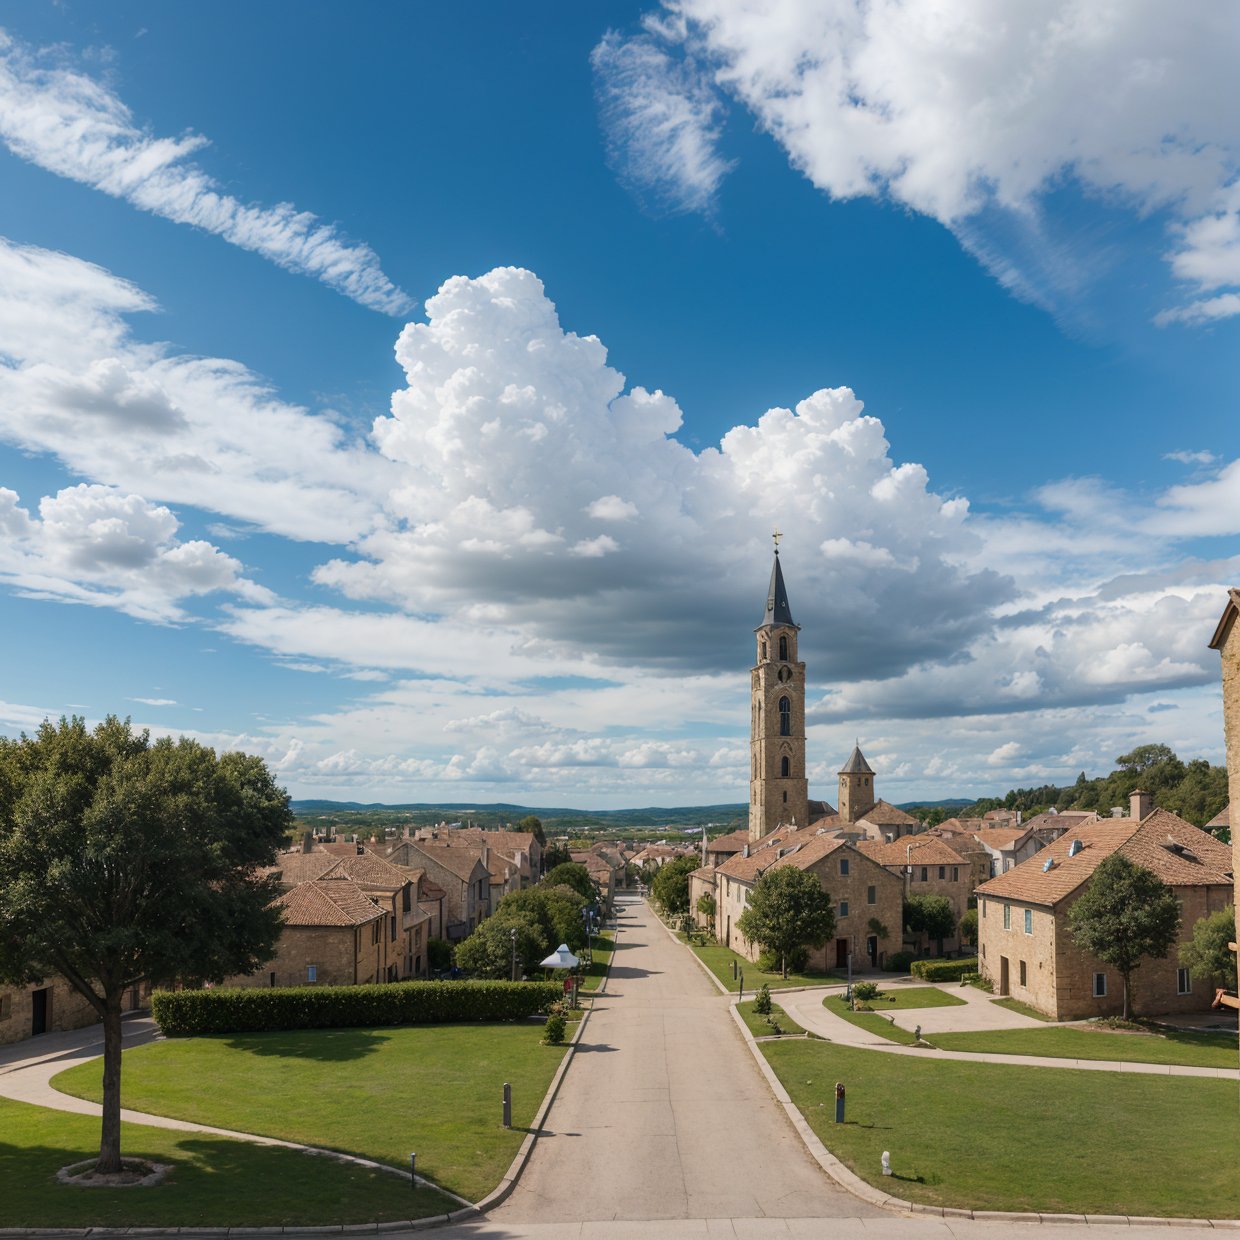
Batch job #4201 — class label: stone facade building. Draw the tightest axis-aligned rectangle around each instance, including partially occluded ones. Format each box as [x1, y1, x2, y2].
[858, 834, 975, 955]
[976, 808, 1232, 1019]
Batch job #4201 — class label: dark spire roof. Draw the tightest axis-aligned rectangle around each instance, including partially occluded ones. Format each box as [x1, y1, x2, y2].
[760, 551, 797, 629]
[840, 744, 874, 775]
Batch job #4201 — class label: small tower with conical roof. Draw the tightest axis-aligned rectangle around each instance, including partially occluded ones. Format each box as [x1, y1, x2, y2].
[838, 742, 876, 824]
[749, 534, 809, 843]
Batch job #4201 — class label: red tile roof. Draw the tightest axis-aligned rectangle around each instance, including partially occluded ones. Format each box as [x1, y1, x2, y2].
[277, 878, 384, 927]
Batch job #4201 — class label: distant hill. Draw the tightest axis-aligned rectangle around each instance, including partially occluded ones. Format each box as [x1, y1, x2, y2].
[895, 799, 973, 811]
[289, 800, 749, 835]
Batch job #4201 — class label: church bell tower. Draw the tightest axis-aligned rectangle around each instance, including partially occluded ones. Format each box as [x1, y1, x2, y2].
[749, 536, 809, 843]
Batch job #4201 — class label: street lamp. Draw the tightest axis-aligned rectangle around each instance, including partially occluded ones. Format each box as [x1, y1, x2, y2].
[510, 927, 517, 982]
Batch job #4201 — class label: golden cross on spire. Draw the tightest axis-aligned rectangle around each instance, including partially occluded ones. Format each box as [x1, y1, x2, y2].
[772, 527, 783, 552]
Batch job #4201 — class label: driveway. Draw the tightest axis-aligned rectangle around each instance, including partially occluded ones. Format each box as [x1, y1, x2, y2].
[490, 895, 880, 1224]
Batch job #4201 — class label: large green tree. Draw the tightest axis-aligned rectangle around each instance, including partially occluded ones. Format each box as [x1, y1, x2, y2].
[543, 861, 596, 901]
[0, 717, 291, 1174]
[1067, 854, 1181, 1019]
[494, 884, 588, 953]
[516, 814, 546, 848]
[737, 865, 835, 978]
[455, 912, 545, 979]
[1178, 906, 1237, 993]
[650, 854, 698, 915]
[904, 894, 957, 957]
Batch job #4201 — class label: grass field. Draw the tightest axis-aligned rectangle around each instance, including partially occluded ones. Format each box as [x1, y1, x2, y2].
[857, 985, 965, 1010]
[822, 994, 920, 1045]
[989, 995, 1053, 1021]
[736, 999, 808, 1038]
[54, 1022, 566, 1203]
[677, 934, 836, 991]
[578, 929, 614, 992]
[933, 1024, 1239, 1069]
[762, 1039, 1240, 1217]
[0, 1097, 452, 1228]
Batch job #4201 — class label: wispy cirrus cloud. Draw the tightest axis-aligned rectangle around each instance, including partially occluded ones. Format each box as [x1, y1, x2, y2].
[591, 25, 734, 219]
[0, 29, 412, 315]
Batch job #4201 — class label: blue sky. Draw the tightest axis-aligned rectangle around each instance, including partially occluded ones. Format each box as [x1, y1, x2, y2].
[0, 2, 1236, 807]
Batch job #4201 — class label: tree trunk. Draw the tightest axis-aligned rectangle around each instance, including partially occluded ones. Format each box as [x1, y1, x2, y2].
[97, 992, 124, 1174]
[1121, 973, 1131, 1022]
[782, 951, 788, 980]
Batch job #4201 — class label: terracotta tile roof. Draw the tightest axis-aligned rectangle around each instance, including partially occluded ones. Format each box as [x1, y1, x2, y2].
[402, 840, 487, 883]
[1206, 803, 1229, 829]
[807, 798, 837, 819]
[971, 827, 1033, 850]
[277, 878, 384, 927]
[717, 830, 848, 883]
[321, 851, 412, 890]
[704, 829, 749, 856]
[858, 800, 919, 827]
[976, 810, 1232, 907]
[857, 836, 969, 867]
[265, 852, 338, 885]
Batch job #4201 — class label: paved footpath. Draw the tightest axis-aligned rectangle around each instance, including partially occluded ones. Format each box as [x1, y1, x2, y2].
[489, 895, 879, 1225]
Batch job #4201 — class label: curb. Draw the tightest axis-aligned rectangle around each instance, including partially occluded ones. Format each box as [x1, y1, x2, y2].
[728, 1002, 1240, 1229]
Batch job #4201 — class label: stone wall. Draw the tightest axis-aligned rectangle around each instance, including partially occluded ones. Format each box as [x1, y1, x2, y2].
[1218, 600, 1240, 954]
[225, 918, 393, 990]
[0, 976, 100, 1046]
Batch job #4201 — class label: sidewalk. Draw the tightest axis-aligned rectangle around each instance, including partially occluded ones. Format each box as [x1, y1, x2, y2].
[773, 987, 1240, 1079]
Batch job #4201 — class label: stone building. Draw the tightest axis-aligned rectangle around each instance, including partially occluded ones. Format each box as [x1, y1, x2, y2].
[749, 548, 809, 841]
[0, 976, 110, 1047]
[1207, 588, 1240, 1019]
[715, 825, 903, 969]
[225, 877, 393, 989]
[976, 806, 1232, 1019]
[386, 838, 492, 940]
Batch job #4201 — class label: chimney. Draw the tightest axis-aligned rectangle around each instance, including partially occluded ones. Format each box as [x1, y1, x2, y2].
[1110, 806, 1124, 818]
[356, 843, 365, 855]
[742, 843, 750, 858]
[482, 843, 490, 869]
[301, 831, 313, 854]
[1130, 789, 1153, 821]
[1016, 810, 1022, 825]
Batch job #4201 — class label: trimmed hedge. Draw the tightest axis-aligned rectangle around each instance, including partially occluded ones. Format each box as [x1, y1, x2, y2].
[909, 956, 978, 982]
[152, 979, 562, 1036]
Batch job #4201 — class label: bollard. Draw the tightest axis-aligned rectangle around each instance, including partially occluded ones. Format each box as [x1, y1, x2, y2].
[732, 960, 737, 980]
[881, 1151, 892, 1176]
[914, 1024, 921, 1044]
[834, 1081, 845, 1124]
[410, 1151, 417, 1189]
[502, 1081, 512, 1129]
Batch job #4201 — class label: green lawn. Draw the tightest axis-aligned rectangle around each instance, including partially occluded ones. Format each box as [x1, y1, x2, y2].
[933, 1024, 1240, 1070]
[736, 999, 808, 1038]
[579, 929, 614, 992]
[762, 1039, 1240, 1217]
[859, 986, 965, 1010]
[990, 995, 1054, 1021]
[0, 1097, 452, 1228]
[677, 934, 835, 991]
[54, 1022, 566, 1203]
[822, 994, 920, 1045]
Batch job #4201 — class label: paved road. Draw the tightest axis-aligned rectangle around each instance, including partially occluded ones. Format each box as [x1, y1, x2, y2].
[490, 895, 879, 1225]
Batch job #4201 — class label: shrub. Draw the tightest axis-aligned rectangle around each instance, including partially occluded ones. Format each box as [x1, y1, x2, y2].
[152, 979, 562, 1036]
[910, 956, 979, 982]
[852, 981, 881, 1001]
[756, 945, 808, 974]
[883, 951, 914, 973]
[754, 983, 772, 1015]
[427, 938, 452, 972]
[543, 1013, 567, 1044]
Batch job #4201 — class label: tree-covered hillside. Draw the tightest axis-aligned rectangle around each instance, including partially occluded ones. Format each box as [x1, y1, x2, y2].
[963, 745, 1228, 834]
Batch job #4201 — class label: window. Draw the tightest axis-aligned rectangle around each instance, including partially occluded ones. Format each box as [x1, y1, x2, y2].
[867, 885, 876, 905]
[0, 992, 11, 1020]
[269, 972, 276, 988]
[779, 634, 789, 661]
[840, 858, 850, 876]
[981, 900, 986, 918]
[307, 965, 317, 983]
[952, 866, 959, 882]
[782, 791, 788, 804]
[390, 913, 397, 941]
[838, 900, 849, 917]
[1093, 972, 1107, 998]
[779, 696, 791, 736]
[781, 756, 790, 777]
[1023, 908, 1033, 935]
[1177, 967, 1192, 995]
[1003, 904, 1011, 930]
[920, 866, 928, 882]
[1019, 960, 1027, 986]
[938, 866, 946, 879]
[760, 640, 767, 660]
[402, 886, 412, 912]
